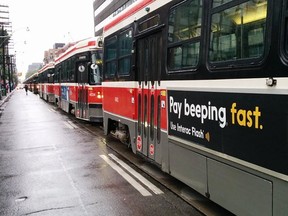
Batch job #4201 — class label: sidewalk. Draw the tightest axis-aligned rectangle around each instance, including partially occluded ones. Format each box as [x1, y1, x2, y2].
[0, 89, 16, 108]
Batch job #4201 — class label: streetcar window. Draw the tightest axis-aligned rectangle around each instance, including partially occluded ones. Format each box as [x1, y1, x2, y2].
[167, 0, 202, 70]
[282, 0, 288, 60]
[168, 42, 200, 70]
[213, 0, 233, 8]
[105, 37, 117, 60]
[209, 0, 267, 62]
[168, 0, 202, 43]
[105, 61, 117, 78]
[90, 64, 101, 84]
[104, 37, 117, 79]
[58, 67, 62, 82]
[48, 69, 54, 83]
[42, 71, 47, 82]
[138, 15, 160, 32]
[104, 30, 133, 80]
[61, 61, 68, 82]
[285, 18, 288, 57]
[54, 67, 59, 83]
[118, 29, 132, 76]
[119, 58, 130, 76]
[90, 52, 103, 85]
[68, 57, 75, 82]
[77, 62, 88, 83]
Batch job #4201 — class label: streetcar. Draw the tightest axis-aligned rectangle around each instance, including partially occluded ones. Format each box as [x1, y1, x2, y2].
[23, 72, 39, 94]
[38, 62, 55, 102]
[54, 37, 103, 122]
[101, 0, 288, 215]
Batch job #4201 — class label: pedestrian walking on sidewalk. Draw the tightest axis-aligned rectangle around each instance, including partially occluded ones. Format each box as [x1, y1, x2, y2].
[24, 84, 28, 95]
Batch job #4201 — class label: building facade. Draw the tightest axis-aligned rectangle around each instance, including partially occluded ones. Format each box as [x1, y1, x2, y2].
[93, 0, 139, 36]
[43, 43, 66, 65]
[27, 63, 42, 73]
[0, 4, 15, 96]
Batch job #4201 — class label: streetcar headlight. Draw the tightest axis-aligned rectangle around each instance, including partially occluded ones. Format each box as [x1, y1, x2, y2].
[97, 91, 103, 99]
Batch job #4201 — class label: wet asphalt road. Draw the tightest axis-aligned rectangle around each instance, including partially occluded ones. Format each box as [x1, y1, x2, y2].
[0, 89, 204, 216]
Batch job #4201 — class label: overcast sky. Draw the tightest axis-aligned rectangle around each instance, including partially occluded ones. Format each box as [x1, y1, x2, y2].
[4, 0, 94, 73]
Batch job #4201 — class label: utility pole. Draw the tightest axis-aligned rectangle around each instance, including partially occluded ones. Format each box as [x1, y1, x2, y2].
[2, 25, 6, 96]
[0, 28, 1, 100]
[0, 4, 9, 98]
[6, 55, 10, 92]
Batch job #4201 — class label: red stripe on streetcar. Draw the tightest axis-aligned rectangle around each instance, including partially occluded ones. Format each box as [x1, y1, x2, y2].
[55, 39, 98, 63]
[55, 45, 87, 63]
[104, 0, 154, 32]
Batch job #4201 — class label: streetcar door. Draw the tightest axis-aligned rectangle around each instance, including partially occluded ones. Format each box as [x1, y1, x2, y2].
[136, 33, 162, 163]
[77, 62, 88, 119]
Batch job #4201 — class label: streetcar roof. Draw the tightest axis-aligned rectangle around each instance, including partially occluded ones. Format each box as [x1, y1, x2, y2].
[103, 0, 171, 36]
[38, 62, 55, 74]
[54, 36, 103, 65]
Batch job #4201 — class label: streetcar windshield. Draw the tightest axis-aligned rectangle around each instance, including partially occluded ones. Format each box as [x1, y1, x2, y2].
[90, 50, 103, 85]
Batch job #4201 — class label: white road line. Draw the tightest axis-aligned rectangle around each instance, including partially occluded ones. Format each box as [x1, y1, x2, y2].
[108, 153, 163, 195]
[63, 121, 74, 129]
[48, 108, 56, 112]
[68, 120, 78, 129]
[100, 155, 152, 197]
[63, 121, 78, 129]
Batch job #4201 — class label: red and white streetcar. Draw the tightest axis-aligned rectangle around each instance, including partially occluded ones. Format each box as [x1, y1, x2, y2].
[54, 36, 103, 122]
[101, 0, 288, 215]
[38, 62, 55, 102]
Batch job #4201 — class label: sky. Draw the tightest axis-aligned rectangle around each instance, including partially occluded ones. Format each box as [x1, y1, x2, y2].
[2, 0, 95, 74]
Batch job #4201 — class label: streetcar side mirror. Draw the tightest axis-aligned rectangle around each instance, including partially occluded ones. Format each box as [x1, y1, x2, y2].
[90, 63, 99, 70]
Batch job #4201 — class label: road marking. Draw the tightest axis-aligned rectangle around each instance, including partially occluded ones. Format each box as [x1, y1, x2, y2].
[68, 120, 78, 129]
[64, 122, 74, 129]
[63, 121, 78, 129]
[51, 145, 88, 215]
[100, 155, 152, 196]
[108, 153, 163, 195]
[48, 108, 56, 112]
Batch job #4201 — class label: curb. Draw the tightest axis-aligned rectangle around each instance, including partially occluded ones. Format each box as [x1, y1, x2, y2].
[0, 89, 15, 107]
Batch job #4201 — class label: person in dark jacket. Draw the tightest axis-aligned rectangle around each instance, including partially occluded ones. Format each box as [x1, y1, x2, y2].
[24, 84, 28, 95]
